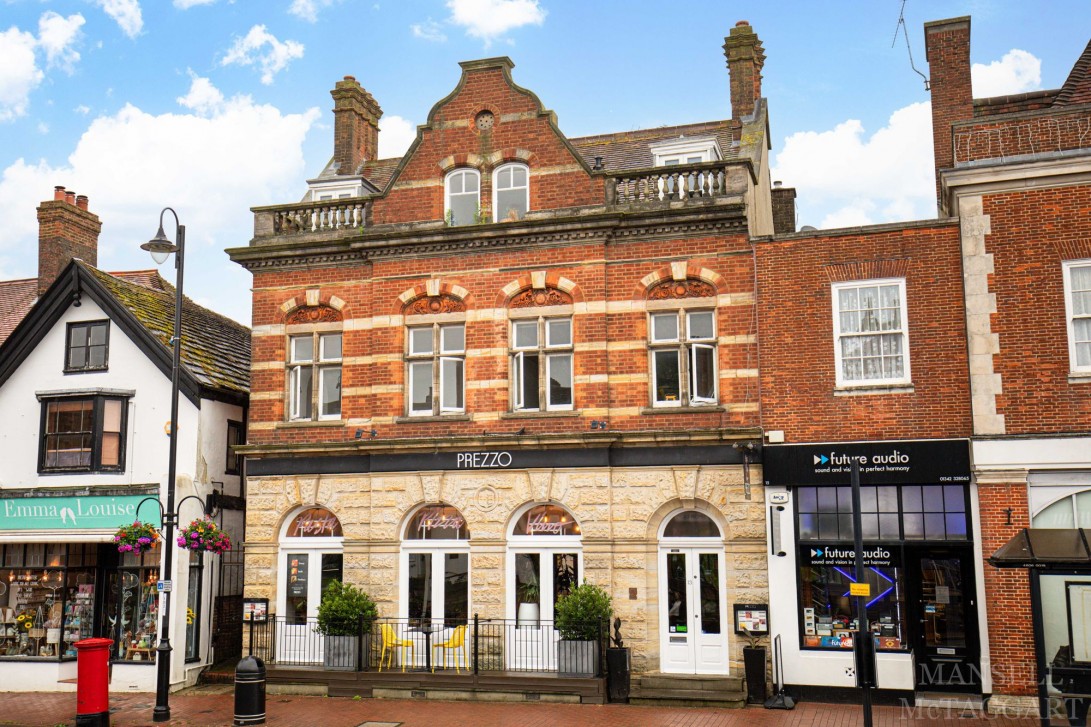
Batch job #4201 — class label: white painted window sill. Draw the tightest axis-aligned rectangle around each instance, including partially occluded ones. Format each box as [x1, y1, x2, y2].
[833, 384, 915, 396]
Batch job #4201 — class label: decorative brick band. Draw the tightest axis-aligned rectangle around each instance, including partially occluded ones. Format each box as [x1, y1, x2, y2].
[822, 258, 910, 282]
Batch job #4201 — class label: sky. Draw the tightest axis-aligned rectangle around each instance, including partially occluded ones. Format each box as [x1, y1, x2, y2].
[1, 1, 1089, 326]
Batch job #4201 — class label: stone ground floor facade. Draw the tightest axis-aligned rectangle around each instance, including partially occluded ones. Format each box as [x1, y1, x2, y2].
[240, 448, 768, 676]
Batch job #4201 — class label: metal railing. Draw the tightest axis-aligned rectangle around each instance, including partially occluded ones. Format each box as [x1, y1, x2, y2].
[248, 614, 606, 676]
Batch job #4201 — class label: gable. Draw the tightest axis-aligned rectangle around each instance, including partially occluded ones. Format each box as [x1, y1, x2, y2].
[372, 58, 602, 225]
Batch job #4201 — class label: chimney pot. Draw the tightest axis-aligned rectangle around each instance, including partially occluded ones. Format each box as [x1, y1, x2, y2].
[76, 195, 89, 211]
[54, 186, 66, 201]
[774, 180, 782, 188]
[344, 75, 355, 82]
[65, 191, 76, 205]
[736, 20, 750, 26]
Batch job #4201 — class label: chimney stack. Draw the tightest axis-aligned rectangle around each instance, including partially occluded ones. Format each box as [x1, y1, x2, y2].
[331, 75, 383, 175]
[37, 186, 101, 296]
[925, 17, 973, 214]
[723, 20, 766, 120]
[770, 182, 797, 234]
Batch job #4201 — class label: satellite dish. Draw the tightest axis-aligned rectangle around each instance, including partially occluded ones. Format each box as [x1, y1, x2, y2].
[800, 225, 818, 232]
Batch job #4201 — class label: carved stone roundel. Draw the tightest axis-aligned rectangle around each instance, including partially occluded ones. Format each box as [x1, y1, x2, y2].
[648, 279, 715, 300]
[510, 287, 573, 308]
[475, 111, 495, 132]
[405, 294, 467, 315]
[286, 305, 342, 324]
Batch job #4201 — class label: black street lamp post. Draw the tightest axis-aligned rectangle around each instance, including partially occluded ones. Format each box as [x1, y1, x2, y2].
[141, 208, 186, 723]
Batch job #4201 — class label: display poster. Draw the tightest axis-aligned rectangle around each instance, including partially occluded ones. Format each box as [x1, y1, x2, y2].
[243, 598, 269, 623]
[733, 603, 769, 635]
[287, 553, 308, 597]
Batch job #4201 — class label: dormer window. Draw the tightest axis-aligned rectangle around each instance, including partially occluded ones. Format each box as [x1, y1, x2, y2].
[445, 169, 480, 226]
[650, 137, 723, 167]
[494, 163, 529, 222]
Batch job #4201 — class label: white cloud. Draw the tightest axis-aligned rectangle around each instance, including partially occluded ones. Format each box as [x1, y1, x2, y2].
[174, 0, 217, 7]
[446, 0, 544, 45]
[0, 26, 42, 121]
[971, 49, 1041, 97]
[411, 19, 446, 43]
[75, 104, 90, 115]
[288, 0, 339, 23]
[37, 12, 84, 72]
[36, 121, 48, 134]
[176, 72, 224, 115]
[378, 115, 416, 158]
[221, 25, 304, 85]
[0, 78, 320, 324]
[771, 101, 936, 230]
[95, 0, 143, 38]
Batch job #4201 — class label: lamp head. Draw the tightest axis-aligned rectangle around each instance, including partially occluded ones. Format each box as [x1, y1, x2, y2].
[141, 225, 177, 265]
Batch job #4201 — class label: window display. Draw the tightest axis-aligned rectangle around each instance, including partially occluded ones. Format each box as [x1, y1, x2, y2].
[0, 543, 98, 659]
[798, 561, 906, 651]
[103, 549, 159, 662]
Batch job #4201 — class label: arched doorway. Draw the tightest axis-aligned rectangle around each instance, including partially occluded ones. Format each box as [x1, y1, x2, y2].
[276, 506, 344, 664]
[658, 509, 728, 674]
[506, 503, 582, 670]
[399, 503, 470, 627]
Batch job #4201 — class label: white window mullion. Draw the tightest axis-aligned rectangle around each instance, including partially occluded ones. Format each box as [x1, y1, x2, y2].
[513, 351, 524, 409]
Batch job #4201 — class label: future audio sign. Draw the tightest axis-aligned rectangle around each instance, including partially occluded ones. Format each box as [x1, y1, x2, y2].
[799, 544, 898, 568]
[762, 439, 970, 487]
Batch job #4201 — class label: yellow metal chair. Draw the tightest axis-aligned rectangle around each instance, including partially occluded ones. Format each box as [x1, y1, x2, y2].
[378, 623, 414, 672]
[432, 624, 468, 673]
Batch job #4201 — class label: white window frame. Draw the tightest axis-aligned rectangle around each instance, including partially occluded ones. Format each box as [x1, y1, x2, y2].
[407, 323, 466, 416]
[650, 137, 723, 167]
[832, 278, 911, 387]
[288, 331, 343, 421]
[493, 163, 530, 222]
[511, 317, 573, 412]
[445, 169, 480, 227]
[1064, 260, 1091, 373]
[649, 309, 717, 407]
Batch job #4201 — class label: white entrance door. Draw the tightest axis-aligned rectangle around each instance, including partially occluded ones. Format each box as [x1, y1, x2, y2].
[659, 546, 728, 674]
[277, 549, 343, 664]
[401, 547, 470, 669]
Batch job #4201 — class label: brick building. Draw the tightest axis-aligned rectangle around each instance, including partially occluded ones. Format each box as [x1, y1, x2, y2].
[229, 22, 776, 701]
[925, 16, 1091, 719]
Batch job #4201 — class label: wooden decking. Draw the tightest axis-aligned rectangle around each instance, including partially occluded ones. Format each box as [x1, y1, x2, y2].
[268, 666, 607, 704]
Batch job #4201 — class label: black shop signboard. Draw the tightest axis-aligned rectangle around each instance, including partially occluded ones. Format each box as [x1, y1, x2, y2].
[762, 439, 970, 487]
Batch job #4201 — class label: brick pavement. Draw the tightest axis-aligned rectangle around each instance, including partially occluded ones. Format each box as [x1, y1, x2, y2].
[0, 687, 1046, 727]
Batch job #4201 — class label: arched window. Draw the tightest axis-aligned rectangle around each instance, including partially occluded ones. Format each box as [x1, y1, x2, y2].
[285, 507, 343, 537]
[277, 506, 344, 664]
[662, 510, 721, 538]
[445, 169, 480, 226]
[512, 503, 581, 536]
[494, 163, 529, 222]
[405, 504, 470, 540]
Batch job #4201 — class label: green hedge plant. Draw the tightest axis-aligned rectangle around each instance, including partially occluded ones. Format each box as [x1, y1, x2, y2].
[554, 582, 613, 641]
[315, 580, 377, 637]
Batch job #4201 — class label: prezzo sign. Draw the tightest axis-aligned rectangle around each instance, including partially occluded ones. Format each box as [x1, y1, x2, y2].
[763, 439, 970, 487]
[0, 494, 155, 531]
[799, 544, 898, 568]
[456, 451, 513, 469]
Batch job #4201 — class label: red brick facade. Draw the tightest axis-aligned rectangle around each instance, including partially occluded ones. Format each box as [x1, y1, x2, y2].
[756, 221, 972, 442]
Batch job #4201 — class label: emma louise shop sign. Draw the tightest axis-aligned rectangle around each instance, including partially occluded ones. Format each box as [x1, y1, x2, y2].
[0, 494, 153, 531]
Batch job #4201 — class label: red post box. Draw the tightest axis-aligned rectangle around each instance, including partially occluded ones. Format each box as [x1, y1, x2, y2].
[75, 637, 113, 727]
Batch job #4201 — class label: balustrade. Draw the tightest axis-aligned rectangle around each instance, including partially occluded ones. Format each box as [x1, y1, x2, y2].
[261, 197, 373, 237]
[605, 162, 731, 206]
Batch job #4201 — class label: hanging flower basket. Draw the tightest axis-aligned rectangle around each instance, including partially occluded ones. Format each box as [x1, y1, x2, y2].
[177, 517, 231, 555]
[114, 521, 161, 555]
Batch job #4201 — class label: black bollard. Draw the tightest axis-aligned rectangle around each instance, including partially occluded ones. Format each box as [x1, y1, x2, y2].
[233, 655, 266, 726]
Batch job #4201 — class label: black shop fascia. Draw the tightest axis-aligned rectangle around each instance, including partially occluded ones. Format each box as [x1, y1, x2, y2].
[764, 439, 980, 693]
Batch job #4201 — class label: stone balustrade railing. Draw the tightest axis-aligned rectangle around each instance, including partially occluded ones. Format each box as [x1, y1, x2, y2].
[604, 161, 734, 206]
[255, 197, 373, 238]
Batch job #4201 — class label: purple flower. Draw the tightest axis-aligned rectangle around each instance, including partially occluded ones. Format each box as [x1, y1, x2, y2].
[190, 532, 198, 539]
[190, 543, 199, 550]
[138, 537, 150, 544]
[176, 537, 186, 547]
[119, 544, 131, 552]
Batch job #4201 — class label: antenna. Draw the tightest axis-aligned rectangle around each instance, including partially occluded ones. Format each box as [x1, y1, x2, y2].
[892, 0, 930, 91]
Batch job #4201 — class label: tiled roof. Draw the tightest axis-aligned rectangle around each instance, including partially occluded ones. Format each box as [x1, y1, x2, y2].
[1054, 38, 1091, 106]
[569, 119, 740, 172]
[0, 278, 37, 346]
[360, 158, 401, 191]
[82, 263, 250, 395]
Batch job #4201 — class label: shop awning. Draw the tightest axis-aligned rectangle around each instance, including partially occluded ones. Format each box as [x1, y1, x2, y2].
[988, 528, 1091, 569]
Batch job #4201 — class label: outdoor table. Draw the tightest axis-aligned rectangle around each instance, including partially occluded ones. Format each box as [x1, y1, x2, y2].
[408, 624, 441, 671]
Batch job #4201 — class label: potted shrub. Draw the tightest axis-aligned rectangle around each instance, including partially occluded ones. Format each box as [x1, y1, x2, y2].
[553, 582, 612, 677]
[315, 580, 377, 670]
[517, 579, 540, 627]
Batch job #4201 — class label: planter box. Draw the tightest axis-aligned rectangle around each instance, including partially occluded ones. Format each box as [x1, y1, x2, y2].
[743, 646, 767, 704]
[557, 639, 598, 677]
[324, 635, 358, 670]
